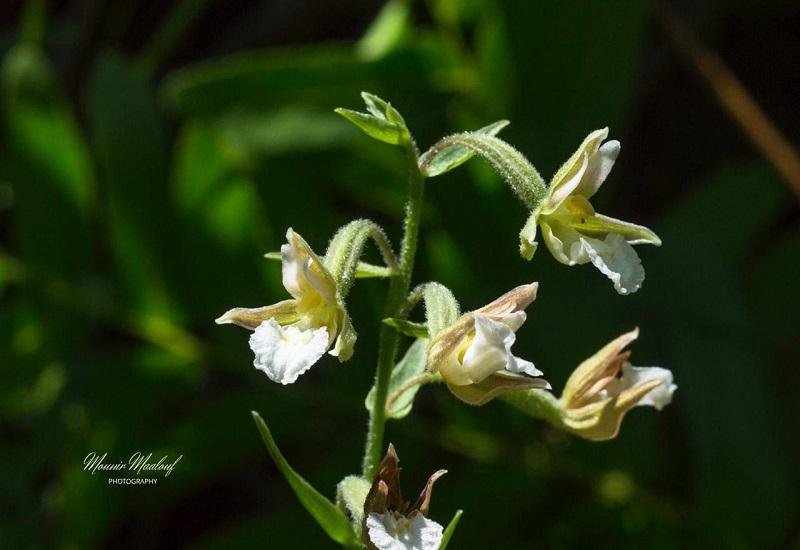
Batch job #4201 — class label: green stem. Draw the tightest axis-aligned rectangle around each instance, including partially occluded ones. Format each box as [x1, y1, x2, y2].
[385, 372, 440, 412]
[362, 139, 425, 478]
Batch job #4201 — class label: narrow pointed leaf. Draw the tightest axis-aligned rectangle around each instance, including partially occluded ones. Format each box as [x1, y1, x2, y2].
[251, 411, 355, 545]
[440, 509, 463, 550]
[365, 339, 429, 419]
[334, 107, 404, 145]
[383, 318, 429, 339]
[419, 120, 510, 177]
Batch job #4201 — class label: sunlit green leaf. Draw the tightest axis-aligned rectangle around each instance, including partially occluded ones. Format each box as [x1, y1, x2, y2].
[440, 509, 463, 550]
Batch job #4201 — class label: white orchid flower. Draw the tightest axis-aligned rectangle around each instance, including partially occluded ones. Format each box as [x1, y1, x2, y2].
[216, 228, 355, 384]
[363, 445, 446, 550]
[427, 283, 550, 405]
[558, 328, 676, 440]
[366, 512, 443, 550]
[519, 128, 661, 294]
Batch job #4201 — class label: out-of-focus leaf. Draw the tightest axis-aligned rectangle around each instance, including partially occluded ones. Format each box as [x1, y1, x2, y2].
[648, 163, 792, 544]
[383, 318, 429, 339]
[358, 0, 412, 61]
[215, 107, 354, 165]
[87, 52, 176, 316]
[136, 0, 214, 77]
[160, 46, 436, 118]
[365, 338, 429, 419]
[440, 509, 463, 550]
[419, 119, 509, 177]
[1, 45, 94, 277]
[499, 0, 649, 167]
[251, 411, 356, 546]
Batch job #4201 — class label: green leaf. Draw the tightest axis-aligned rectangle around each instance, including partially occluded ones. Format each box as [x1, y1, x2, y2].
[383, 318, 429, 339]
[334, 91, 409, 145]
[365, 338, 429, 420]
[419, 120, 509, 177]
[87, 52, 176, 316]
[265, 252, 391, 279]
[1, 45, 95, 278]
[251, 411, 356, 546]
[159, 46, 433, 118]
[335, 108, 404, 145]
[440, 509, 463, 550]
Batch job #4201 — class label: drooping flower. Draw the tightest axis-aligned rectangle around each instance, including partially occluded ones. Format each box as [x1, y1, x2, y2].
[364, 444, 446, 550]
[558, 328, 676, 440]
[519, 128, 661, 294]
[215, 228, 356, 384]
[427, 283, 550, 405]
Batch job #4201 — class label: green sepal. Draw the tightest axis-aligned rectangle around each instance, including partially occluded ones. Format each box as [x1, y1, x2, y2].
[365, 338, 429, 420]
[418, 120, 509, 177]
[334, 92, 409, 145]
[441, 509, 464, 550]
[264, 252, 392, 279]
[383, 318, 429, 339]
[251, 411, 356, 546]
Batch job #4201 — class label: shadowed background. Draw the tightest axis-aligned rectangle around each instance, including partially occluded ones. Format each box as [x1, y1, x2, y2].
[1, 0, 799, 547]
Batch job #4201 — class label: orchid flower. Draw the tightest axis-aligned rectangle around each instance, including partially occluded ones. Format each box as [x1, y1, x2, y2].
[519, 128, 661, 294]
[216, 228, 355, 384]
[558, 328, 676, 440]
[427, 283, 550, 405]
[363, 444, 446, 550]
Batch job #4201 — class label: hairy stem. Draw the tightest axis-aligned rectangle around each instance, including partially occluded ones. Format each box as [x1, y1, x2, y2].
[385, 372, 441, 412]
[362, 140, 425, 478]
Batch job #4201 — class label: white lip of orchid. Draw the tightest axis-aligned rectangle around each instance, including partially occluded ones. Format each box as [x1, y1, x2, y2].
[366, 511, 444, 550]
[604, 363, 677, 410]
[248, 319, 330, 385]
[455, 313, 542, 385]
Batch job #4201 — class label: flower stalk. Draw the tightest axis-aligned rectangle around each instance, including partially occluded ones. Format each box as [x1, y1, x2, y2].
[362, 138, 426, 478]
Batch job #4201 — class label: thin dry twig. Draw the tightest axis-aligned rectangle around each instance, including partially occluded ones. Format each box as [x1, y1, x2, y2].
[657, 2, 800, 200]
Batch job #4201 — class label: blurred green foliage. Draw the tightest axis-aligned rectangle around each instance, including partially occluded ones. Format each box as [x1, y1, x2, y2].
[1, 0, 798, 548]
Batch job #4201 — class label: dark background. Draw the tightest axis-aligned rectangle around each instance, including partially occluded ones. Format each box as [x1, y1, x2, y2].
[1, 0, 799, 548]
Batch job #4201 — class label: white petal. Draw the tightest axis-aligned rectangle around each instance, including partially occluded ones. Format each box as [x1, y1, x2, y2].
[541, 219, 589, 265]
[619, 363, 677, 410]
[463, 314, 542, 382]
[248, 319, 329, 384]
[497, 310, 526, 332]
[461, 314, 514, 383]
[281, 229, 306, 300]
[366, 512, 443, 550]
[578, 140, 620, 198]
[580, 234, 645, 295]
